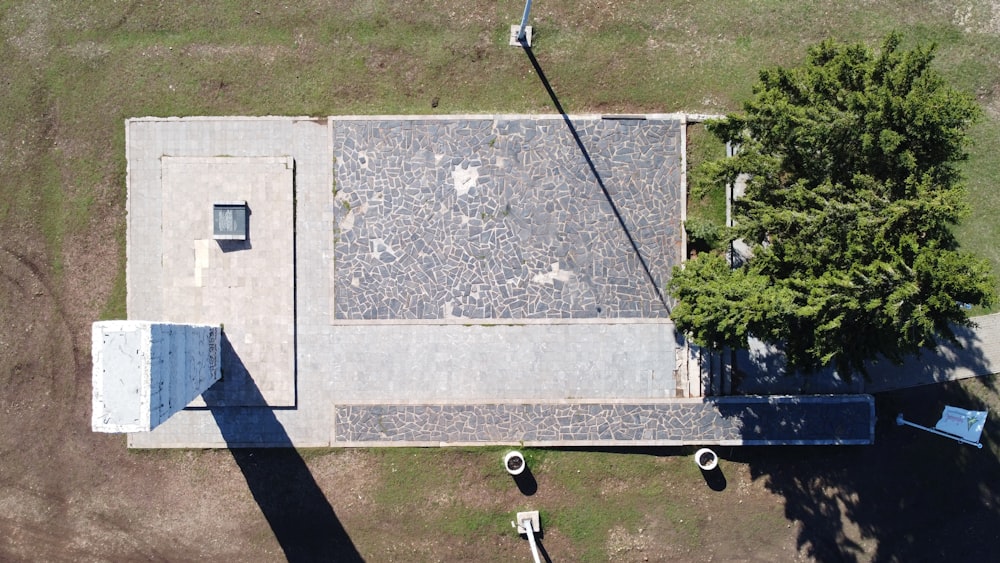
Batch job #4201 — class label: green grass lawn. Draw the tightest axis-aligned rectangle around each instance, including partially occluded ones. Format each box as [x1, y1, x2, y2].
[304, 445, 723, 561]
[684, 121, 729, 252]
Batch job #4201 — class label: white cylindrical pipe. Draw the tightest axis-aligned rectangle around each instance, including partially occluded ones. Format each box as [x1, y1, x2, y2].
[523, 519, 541, 563]
[517, 0, 533, 41]
[504, 451, 527, 475]
[695, 447, 719, 470]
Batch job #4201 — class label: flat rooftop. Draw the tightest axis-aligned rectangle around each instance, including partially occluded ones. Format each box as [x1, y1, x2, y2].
[123, 115, 874, 448]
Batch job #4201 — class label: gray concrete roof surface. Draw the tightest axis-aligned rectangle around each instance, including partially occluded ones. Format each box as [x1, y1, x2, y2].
[122, 115, 886, 448]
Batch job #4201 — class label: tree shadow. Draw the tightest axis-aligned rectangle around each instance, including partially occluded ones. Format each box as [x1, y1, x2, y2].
[865, 321, 997, 392]
[708, 319, 998, 559]
[713, 395, 875, 445]
[529, 382, 997, 560]
[519, 43, 670, 313]
[205, 332, 362, 562]
[734, 319, 995, 395]
[726, 380, 1000, 562]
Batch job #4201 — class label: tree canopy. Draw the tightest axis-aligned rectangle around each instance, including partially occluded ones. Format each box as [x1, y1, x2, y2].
[669, 34, 995, 377]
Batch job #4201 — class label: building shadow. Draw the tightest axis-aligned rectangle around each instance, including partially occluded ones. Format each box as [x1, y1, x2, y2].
[519, 43, 670, 314]
[199, 323, 270, 406]
[206, 332, 362, 562]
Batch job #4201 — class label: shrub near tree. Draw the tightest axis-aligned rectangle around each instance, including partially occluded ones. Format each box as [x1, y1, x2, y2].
[669, 33, 996, 378]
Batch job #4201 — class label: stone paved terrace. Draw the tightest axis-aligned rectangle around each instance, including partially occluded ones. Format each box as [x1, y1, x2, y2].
[124, 115, 877, 448]
[331, 116, 681, 320]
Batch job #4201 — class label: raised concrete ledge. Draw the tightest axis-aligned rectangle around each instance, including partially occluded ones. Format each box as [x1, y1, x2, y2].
[327, 113, 687, 122]
[124, 395, 874, 449]
[329, 318, 676, 326]
[162, 155, 293, 165]
[127, 115, 322, 123]
[125, 118, 331, 408]
[330, 438, 876, 448]
[159, 155, 296, 407]
[128, 114, 689, 123]
[682, 113, 727, 123]
[333, 395, 876, 448]
[326, 397, 704, 407]
[130, 439, 333, 449]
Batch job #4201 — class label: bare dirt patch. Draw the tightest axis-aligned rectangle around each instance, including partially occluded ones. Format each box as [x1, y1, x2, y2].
[2, 0, 54, 61]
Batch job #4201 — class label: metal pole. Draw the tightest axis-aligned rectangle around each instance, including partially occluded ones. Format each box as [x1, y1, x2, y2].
[517, 0, 533, 42]
[896, 414, 983, 448]
[523, 519, 542, 563]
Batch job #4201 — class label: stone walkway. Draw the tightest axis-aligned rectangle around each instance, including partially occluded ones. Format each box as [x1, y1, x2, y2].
[323, 322, 678, 402]
[335, 397, 874, 447]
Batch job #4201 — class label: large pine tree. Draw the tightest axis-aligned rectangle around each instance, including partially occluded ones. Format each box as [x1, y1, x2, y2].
[669, 34, 995, 377]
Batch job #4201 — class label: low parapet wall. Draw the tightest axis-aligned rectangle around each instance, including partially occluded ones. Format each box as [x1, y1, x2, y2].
[132, 395, 874, 448]
[333, 395, 875, 447]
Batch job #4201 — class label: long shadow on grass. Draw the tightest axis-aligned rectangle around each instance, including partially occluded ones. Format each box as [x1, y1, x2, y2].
[206, 333, 362, 562]
[535, 532, 553, 563]
[726, 381, 1000, 562]
[519, 43, 670, 313]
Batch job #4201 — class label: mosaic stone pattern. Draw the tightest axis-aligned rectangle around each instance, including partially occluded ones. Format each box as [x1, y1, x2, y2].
[334, 396, 875, 445]
[331, 117, 682, 320]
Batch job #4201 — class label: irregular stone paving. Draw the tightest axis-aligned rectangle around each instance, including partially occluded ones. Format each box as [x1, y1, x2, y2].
[331, 117, 682, 320]
[335, 396, 875, 446]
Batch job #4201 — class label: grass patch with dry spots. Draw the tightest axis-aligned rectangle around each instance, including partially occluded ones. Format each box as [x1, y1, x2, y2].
[4, 1, 1000, 561]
